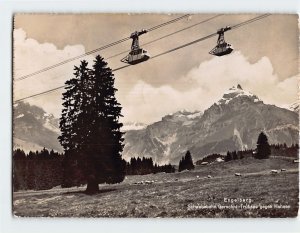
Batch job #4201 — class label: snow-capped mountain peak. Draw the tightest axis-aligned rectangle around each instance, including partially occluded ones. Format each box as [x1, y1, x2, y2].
[217, 84, 261, 105]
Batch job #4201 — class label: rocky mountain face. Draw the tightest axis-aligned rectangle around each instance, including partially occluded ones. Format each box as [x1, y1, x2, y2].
[12, 102, 147, 153]
[123, 85, 299, 164]
[13, 102, 63, 153]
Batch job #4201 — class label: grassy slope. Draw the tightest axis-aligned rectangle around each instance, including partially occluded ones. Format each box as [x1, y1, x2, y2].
[13, 157, 299, 217]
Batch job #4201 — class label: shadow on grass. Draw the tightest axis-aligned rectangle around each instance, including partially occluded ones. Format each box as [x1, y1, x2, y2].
[64, 188, 117, 196]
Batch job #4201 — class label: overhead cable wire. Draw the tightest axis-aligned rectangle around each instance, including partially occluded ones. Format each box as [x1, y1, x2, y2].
[14, 14, 271, 103]
[15, 14, 191, 81]
[105, 14, 223, 60]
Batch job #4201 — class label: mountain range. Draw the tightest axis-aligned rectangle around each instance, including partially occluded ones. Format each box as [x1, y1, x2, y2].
[13, 102, 62, 153]
[13, 85, 299, 164]
[123, 84, 299, 164]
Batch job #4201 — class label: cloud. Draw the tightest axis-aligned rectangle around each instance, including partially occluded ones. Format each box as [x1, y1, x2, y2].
[14, 28, 93, 117]
[14, 28, 298, 124]
[121, 51, 298, 123]
[185, 51, 298, 107]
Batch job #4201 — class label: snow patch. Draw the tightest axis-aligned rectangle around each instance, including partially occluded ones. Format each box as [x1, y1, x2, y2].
[16, 114, 24, 119]
[122, 122, 147, 131]
[186, 111, 202, 119]
[233, 128, 244, 150]
[289, 101, 299, 112]
[163, 110, 202, 124]
[217, 85, 261, 106]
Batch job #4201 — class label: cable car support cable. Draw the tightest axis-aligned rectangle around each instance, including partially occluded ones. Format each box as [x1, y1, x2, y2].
[106, 14, 223, 60]
[14, 14, 270, 103]
[15, 14, 191, 81]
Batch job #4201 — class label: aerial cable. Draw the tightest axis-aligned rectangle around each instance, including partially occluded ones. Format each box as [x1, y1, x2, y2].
[15, 14, 191, 81]
[106, 14, 223, 60]
[14, 14, 271, 103]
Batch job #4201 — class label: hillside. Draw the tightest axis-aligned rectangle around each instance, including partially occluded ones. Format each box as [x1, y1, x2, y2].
[13, 156, 299, 217]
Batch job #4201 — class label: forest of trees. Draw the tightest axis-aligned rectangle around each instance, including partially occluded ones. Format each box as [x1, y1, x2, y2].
[14, 128, 298, 191]
[13, 149, 175, 191]
[125, 157, 175, 175]
[13, 148, 64, 191]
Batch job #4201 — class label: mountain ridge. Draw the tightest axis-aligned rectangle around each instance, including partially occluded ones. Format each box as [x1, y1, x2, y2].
[13, 85, 299, 164]
[123, 84, 299, 164]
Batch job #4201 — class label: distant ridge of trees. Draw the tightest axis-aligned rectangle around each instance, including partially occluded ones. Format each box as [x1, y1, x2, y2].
[196, 143, 298, 165]
[125, 157, 175, 175]
[13, 148, 175, 191]
[13, 148, 64, 191]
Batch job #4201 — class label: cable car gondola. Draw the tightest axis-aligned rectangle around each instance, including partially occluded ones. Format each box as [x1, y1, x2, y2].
[209, 26, 233, 56]
[121, 29, 150, 65]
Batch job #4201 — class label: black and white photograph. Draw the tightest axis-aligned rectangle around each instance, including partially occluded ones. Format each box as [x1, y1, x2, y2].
[12, 13, 299, 218]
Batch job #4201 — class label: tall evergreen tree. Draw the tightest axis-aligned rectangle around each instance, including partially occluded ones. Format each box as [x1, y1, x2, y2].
[178, 158, 183, 172]
[255, 132, 271, 159]
[178, 151, 194, 172]
[224, 151, 232, 162]
[184, 150, 195, 170]
[13, 149, 26, 160]
[232, 151, 238, 160]
[59, 55, 125, 194]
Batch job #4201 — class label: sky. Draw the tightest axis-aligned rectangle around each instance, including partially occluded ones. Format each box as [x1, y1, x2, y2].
[13, 14, 299, 124]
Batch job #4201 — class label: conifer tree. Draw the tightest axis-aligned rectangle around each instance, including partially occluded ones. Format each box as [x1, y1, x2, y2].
[59, 55, 125, 194]
[225, 151, 232, 162]
[184, 150, 195, 170]
[178, 151, 194, 172]
[178, 157, 183, 172]
[255, 132, 271, 159]
[232, 151, 238, 160]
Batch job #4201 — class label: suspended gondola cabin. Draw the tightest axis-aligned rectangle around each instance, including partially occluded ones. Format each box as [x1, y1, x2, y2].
[121, 29, 150, 65]
[209, 26, 233, 56]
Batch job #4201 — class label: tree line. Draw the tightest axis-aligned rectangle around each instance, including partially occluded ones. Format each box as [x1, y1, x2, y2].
[14, 131, 298, 191]
[13, 148, 175, 191]
[13, 148, 64, 191]
[197, 132, 298, 164]
[125, 157, 175, 175]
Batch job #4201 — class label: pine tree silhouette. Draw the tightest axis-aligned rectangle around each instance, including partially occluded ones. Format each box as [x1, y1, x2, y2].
[184, 151, 195, 170]
[232, 151, 238, 160]
[59, 55, 125, 194]
[255, 132, 271, 159]
[225, 151, 232, 162]
[178, 151, 194, 172]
